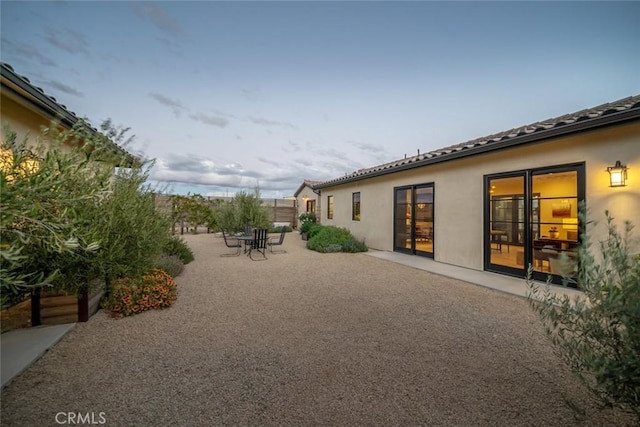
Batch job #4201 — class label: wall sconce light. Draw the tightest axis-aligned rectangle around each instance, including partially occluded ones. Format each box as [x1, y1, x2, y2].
[606, 160, 628, 187]
[416, 203, 426, 209]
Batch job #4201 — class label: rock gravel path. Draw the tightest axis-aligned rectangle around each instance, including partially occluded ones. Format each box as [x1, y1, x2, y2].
[0, 233, 633, 426]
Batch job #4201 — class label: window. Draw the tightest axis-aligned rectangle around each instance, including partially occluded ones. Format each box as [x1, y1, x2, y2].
[306, 199, 316, 213]
[484, 163, 584, 286]
[394, 183, 434, 257]
[352, 192, 360, 221]
[327, 195, 334, 219]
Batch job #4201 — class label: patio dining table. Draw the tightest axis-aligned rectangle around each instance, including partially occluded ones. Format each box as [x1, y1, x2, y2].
[237, 235, 253, 254]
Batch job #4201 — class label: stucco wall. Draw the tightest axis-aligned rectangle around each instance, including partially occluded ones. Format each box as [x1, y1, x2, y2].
[1, 96, 53, 147]
[320, 121, 640, 271]
[296, 186, 320, 227]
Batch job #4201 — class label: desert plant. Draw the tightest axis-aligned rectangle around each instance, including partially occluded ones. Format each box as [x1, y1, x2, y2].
[102, 268, 177, 317]
[306, 225, 368, 253]
[1, 126, 110, 303]
[307, 223, 324, 239]
[155, 255, 184, 278]
[269, 224, 293, 233]
[1, 120, 173, 305]
[527, 210, 640, 419]
[215, 189, 271, 233]
[163, 236, 194, 264]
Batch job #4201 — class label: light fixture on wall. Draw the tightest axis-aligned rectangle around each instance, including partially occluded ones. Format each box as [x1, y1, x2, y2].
[606, 160, 628, 187]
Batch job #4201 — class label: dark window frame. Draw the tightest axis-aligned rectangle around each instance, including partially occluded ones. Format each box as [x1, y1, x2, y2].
[352, 192, 361, 221]
[483, 162, 585, 287]
[327, 195, 334, 219]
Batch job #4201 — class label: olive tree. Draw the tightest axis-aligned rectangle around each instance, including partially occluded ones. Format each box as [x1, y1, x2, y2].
[527, 209, 640, 419]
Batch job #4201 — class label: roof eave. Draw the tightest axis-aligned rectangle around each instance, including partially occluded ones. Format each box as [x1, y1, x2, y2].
[315, 108, 640, 189]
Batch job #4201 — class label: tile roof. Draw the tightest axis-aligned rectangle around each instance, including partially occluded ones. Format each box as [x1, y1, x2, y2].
[294, 179, 322, 197]
[1, 62, 138, 166]
[316, 94, 640, 188]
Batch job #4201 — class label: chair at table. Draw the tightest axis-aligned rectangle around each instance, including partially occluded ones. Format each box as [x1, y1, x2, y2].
[220, 230, 241, 257]
[268, 229, 287, 254]
[249, 228, 268, 260]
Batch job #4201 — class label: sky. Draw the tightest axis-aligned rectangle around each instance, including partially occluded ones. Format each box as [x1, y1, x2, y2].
[1, 1, 639, 198]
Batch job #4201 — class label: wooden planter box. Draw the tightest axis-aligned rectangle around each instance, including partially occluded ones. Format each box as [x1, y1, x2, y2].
[30, 282, 104, 327]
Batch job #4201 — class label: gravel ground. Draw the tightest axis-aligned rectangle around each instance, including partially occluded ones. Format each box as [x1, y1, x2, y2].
[1, 233, 634, 426]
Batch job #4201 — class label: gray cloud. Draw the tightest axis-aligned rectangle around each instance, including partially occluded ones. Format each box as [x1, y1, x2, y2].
[150, 153, 324, 197]
[257, 157, 281, 167]
[133, 3, 185, 39]
[346, 139, 390, 163]
[44, 79, 83, 97]
[44, 27, 88, 54]
[248, 116, 297, 130]
[241, 88, 262, 102]
[189, 113, 229, 128]
[1, 39, 57, 67]
[149, 92, 187, 117]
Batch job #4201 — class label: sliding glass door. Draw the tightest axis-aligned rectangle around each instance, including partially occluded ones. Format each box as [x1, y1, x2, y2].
[394, 184, 434, 258]
[485, 164, 584, 285]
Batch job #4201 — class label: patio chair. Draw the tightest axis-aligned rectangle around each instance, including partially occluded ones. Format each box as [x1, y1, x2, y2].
[249, 228, 268, 260]
[268, 229, 287, 254]
[221, 230, 241, 257]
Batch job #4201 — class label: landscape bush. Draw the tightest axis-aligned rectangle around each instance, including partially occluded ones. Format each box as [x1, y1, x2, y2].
[298, 212, 317, 235]
[215, 189, 271, 233]
[527, 210, 640, 419]
[155, 255, 184, 278]
[307, 223, 324, 239]
[306, 225, 368, 253]
[269, 225, 293, 233]
[163, 237, 194, 264]
[102, 269, 177, 317]
[0, 120, 174, 306]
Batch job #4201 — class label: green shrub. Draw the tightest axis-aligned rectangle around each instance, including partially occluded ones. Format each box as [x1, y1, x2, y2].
[163, 237, 194, 264]
[306, 226, 367, 253]
[269, 224, 293, 233]
[527, 209, 640, 419]
[0, 120, 174, 304]
[325, 243, 342, 253]
[298, 212, 317, 234]
[342, 238, 368, 253]
[215, 189, 271, 233]
[307, 223, 324, 239]
[155, 255, 184, 278]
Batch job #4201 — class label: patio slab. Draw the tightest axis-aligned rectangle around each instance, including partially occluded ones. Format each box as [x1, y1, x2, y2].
[1, 323, 75, 388]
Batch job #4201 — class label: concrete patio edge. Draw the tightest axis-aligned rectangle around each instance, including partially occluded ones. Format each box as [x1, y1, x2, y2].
[1, 323, 76, 389]
[364, 250, 584, 300]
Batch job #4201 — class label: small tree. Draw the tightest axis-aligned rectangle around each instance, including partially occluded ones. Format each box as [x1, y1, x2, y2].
[527, 209, 640, 419]
[215, 189, 270, 233]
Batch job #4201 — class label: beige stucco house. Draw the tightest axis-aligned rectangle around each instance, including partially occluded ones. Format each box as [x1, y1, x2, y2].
[307, 95, 640, 286]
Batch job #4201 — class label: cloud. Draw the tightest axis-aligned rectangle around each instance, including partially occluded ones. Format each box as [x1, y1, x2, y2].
[346, 139, 390, 163]
[133, 3, 185, 39]
[241, 88, 262, 102]
[149, 92, 187, 117]
[43, 27, 88, 54]
[1, 39, 57, 67]
[43, 79, 83, 97]
[248, 116, 297, 130]
[150, 153, 326, 197]
[258, 157, 281, 167]
[189, 113, 229, 128]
